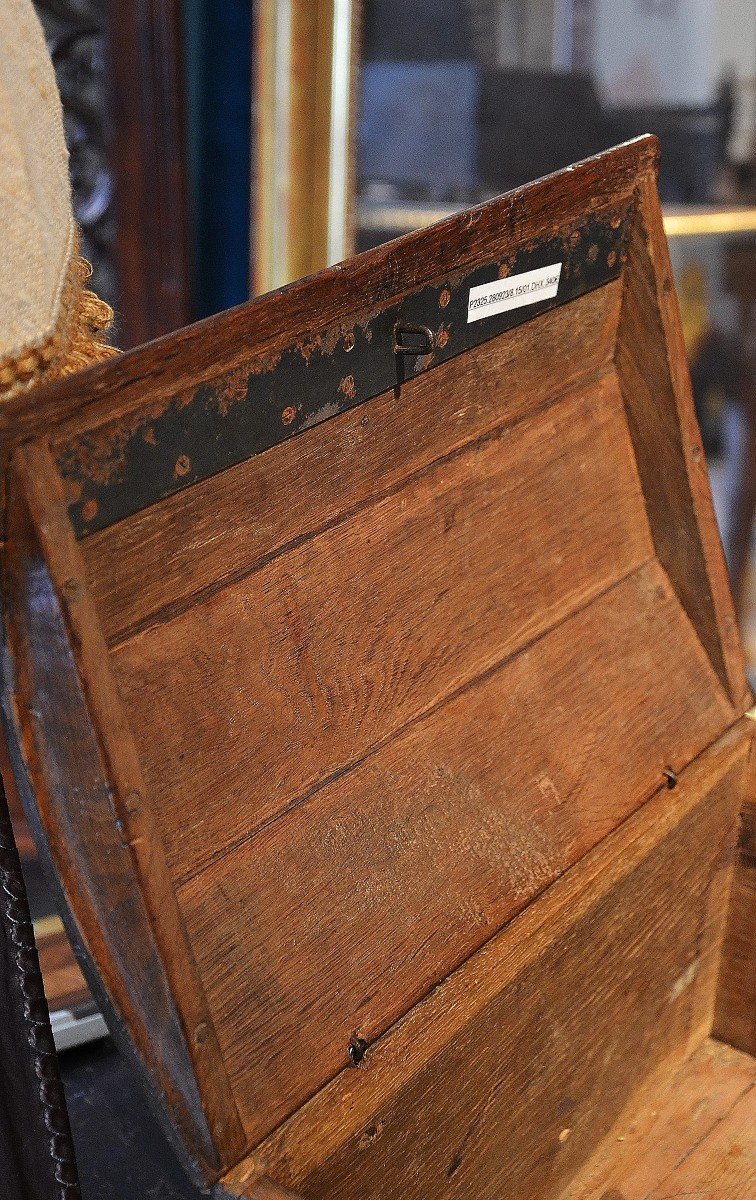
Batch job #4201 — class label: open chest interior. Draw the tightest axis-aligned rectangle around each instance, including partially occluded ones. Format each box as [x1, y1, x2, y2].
[2, 136, 753, 1199]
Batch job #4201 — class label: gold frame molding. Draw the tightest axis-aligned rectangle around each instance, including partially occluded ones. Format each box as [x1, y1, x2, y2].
[253, 0, 360, 294]
[357, 202, 756, 241]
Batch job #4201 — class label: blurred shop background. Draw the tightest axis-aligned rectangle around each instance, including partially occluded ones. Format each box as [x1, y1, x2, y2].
[16, 0, 756, 1043]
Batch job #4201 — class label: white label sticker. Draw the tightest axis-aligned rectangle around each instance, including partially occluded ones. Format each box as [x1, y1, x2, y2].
[467, 262, 562, 323]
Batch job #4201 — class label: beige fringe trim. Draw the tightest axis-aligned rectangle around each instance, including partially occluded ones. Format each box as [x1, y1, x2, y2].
[0, 241, 118, 400]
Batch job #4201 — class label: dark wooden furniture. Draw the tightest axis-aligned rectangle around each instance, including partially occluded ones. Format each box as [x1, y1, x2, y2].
[1, 138, 753, 1198]
[106, 0, 191, 345]
[33, 0, 191, 346]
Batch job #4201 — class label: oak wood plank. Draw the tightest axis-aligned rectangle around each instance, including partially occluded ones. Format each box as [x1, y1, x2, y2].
[112, 374, 654, 884]
[183, 560, 734, 1145]
[81, 280, 622, 646]
[0, 139, 659, 501]
[4, 443, 246, 1173]
[616, 181, 750, 710]
[638, 172, 749, 713]
[3, 454, 223, 1181]
[643, 1084, 755, 1200]
[0, 723, 35, 858]
[221, 720, 750, 1197]
[565, 1039, 756, 1200]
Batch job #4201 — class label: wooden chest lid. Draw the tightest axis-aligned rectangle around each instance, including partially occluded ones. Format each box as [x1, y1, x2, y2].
[1, 137, 749, 1188]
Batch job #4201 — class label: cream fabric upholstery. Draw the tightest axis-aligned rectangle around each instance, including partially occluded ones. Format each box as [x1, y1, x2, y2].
[0, 0, 115, 398]
[0, 0, 74, 369]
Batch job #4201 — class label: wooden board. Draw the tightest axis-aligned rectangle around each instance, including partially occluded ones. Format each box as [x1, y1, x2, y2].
[4, 443, 245, 1176]
[220, 722, 749, 1199]
[112, 371, 651, 882]
[0, 139, 750, 1192]
[616, 185, 747, 707]
[80, 280, 622, 646]
[563, 1038, 755, 1200]
[180, 560, 733, 1145]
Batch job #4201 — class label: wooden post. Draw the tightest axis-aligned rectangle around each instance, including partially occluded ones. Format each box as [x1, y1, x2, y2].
[107, 0, 191, 345]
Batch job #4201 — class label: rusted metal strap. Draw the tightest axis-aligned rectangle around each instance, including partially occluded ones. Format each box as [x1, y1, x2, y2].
[58, 207, 630, 538]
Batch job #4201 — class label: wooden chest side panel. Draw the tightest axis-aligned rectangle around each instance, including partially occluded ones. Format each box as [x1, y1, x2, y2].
[181, 559, 735, 1145]
[2, 140, 748, 1191]
[1, 445, 242, 1180]
[223, 724, 749, 1200]
[112, 371, 651, 886]
[615, 182, 749, 710]
[81, 282, 622, 648]
[714, 738, 756, 1055]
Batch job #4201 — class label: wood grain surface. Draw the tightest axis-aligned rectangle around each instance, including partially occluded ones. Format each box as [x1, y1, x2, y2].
[180, 560, 734, 1144]
[616, 197, 748, 708]
[0, 139, 656, 488]
[0, 139, 751, 1194]
[3, 444, 245, 1179]
[107, 0, 191, 347]
[564, 1037, 755, 1200]
[112, 371, 651, 883]
[221, 722, 749, 1199]
[631, 169, 750, 712]
[82, 280, 621, 646]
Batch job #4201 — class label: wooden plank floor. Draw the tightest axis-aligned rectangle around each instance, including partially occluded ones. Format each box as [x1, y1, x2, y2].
[565, 1039, 755, 1199]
